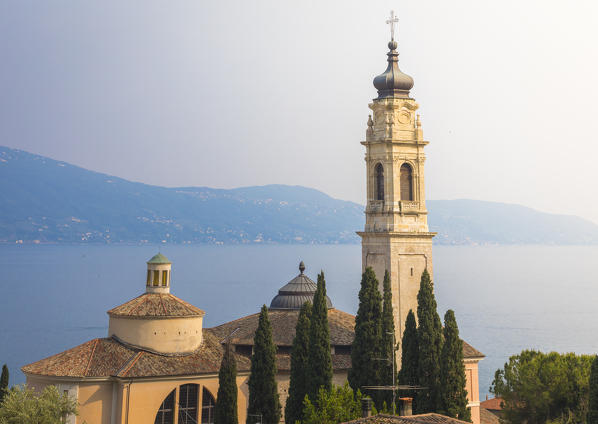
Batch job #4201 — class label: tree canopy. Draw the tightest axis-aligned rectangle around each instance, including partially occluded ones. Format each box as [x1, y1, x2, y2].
[0, 365, 8, 404]
[214, 343, 238, 424]
[307, 272, 333, 400]
[380, 270, 396, 410]
[247, 305, 281, 424]
[349, 267, 383, 407]
[416, 269, 443, 413]
[398, 310, 418, 388]
[0, 385, 77, 424]
[589, 355, 598, 424]
[285, 301, 312, 424]
[439, 310, 470, 422]
[492, 350, 593, 424]
[302, 383, 364, 424]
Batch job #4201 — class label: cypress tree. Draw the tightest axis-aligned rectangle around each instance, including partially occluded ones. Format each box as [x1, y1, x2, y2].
[588, 355, 598, 424]
[247, 305, 281, 424]
[439, 310, 471, 422]
[380, 270, 396, 409]
[398, 310, 419, 387]
[349, 267, 383, 407]
[215, 343, 238, 424]
[285, 301, 312, 424]
[0, 365, 8, 404]
[307, 272, 333, 400]
[416, 269, 443, 413]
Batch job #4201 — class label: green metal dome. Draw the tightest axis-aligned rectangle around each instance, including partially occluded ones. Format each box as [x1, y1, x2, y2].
[147, 253, 171, 265]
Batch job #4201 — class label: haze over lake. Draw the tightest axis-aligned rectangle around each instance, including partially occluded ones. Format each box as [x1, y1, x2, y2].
[2, 244, 597, 398]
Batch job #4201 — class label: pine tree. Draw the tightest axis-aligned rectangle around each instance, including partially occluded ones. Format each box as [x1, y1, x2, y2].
[307, 272, 333, 400]
[416, 269, 443, 413]
[440, 310, 471, 422]
[349, 267, 383, 407]
[398, 309, 419, 394]
[247, 305, 280, 424]
[380, 270, 396, 409]
[0, 365, 8, 404]
[285, 301, 312, 424]
[588, 355, 598, 424]
[215, 343, 238, 424]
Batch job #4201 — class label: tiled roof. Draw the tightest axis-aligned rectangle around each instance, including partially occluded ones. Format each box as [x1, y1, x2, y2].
[147, 253, 171, 264]
[480, 397, 503, 411]
[275, 353, 352, 372]
[209, 308, 355, 346]
[342, 413, 471, 424]
[107, 293, 205, 318]
[22, 330, 250, 378]
[462, 340, 485, 358]
[480, 408, 501, 424]
[210, 309, 484, 359]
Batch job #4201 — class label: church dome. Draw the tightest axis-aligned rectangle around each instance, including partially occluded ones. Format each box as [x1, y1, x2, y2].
[269, 262, 333, 310]
[373, 40, 414, 99]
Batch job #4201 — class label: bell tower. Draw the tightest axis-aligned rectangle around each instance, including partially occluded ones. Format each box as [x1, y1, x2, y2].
[357, 16, 436, 346]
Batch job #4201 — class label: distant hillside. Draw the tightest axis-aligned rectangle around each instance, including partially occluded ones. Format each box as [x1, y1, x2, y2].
[2, 146, 598, 245]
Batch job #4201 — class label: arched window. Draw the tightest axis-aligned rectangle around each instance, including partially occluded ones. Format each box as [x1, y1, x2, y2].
[155, 389, 175, 424]
[178, 384, 199, 424]
[400, 163, 413, 201]
[201, 388, 215, 424]
[375, 163, 384, 201]
[162, 270, 168, 287]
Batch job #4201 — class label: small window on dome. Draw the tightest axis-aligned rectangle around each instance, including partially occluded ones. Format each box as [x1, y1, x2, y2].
[162, 270, 168, 287]
[146, 270, 151, 286]
[153, 270, 160, 287]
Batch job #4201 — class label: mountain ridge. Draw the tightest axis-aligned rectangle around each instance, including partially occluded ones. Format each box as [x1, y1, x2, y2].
[2, 146, 598, 245]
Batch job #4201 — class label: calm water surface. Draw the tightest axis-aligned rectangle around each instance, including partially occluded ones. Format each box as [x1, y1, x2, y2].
[1, 244, 597, 398]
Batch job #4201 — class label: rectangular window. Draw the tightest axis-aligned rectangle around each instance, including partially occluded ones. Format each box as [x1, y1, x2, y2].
[146, 270, 151, 286]
[153, 270, 160, 287]
[162, 270, 168, 287]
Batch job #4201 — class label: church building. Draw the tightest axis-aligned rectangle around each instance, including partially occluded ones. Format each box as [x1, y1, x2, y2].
[22, 17, 484, 424]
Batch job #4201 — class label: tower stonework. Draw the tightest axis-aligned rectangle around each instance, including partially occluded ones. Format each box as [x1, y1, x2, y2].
[357, 39, 436, 349]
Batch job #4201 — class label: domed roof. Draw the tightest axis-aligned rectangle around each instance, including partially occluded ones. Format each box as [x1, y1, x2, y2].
[373, 40, 414, 99]
[269, 262, 333, 310]
[147, 253, 171, 264]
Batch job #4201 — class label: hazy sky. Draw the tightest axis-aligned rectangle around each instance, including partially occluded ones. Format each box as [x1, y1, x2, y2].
[2, 1, 598, 223]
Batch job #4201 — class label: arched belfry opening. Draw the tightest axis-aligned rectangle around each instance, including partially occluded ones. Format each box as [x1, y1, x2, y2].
[400, 163, 413, 201]
[375, 163, 385, 201]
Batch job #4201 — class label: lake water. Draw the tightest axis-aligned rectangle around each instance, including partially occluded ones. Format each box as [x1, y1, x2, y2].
[1, 244, 598, 399]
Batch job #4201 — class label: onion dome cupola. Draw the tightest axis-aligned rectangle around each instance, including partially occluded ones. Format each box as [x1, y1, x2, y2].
[146, 253, 171, 294]
[373, 40, 414, 99]
[373, 12, 414, 99]
[269, 261, 333, 310]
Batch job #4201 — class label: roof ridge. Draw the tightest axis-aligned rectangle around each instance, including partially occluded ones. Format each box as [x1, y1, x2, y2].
[167, 293, 196, 310]
[159, 294, 168, 315]
[129, 293, 150, 316]
[83, 339, 100, 377]
[209, 311, 261, 329]
[118, 351, 144, 377]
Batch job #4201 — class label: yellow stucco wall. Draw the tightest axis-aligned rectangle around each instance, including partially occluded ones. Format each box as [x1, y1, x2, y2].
[465, 359, 481, 424]
[108, 315, 203, 354]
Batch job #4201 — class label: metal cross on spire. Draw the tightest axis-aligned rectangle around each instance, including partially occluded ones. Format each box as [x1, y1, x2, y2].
[386, 10, 399, 41]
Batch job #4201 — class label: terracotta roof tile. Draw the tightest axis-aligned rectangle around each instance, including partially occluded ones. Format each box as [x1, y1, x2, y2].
[480, 397, 503, 411]
[342, 413, 471, 424]
[480, 408, 501, 424]
[210, 309, 483, 359]
[210, 308, 356, 347]
[462, 340, 485, 358]
[107, 293, 205, 318]
[22, 330, 250, 379]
